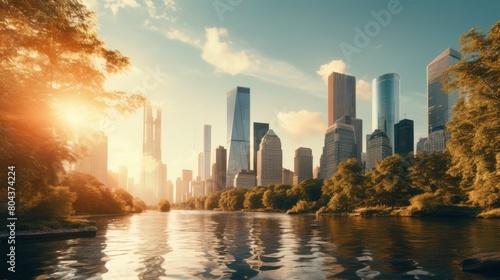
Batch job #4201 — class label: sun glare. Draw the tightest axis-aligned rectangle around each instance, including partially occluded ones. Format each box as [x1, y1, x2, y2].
[54, 100, 89, 129]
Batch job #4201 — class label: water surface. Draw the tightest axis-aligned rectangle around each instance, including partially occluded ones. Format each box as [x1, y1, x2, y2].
[1, 211, 499, 279]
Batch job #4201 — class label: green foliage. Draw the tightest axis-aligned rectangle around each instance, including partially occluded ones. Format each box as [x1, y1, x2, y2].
[443, 20, 500, 207]
[262, 184, 295, 210]
[366, 155, 417, 207]
[287, 200, 317, 214]
[219, 188, 248, 211]
[409, 151, 463, 204]
[244, 186, 266, 209]
[409, 193, 442, 212]
[61, 172, 128, 214]
[0, 0, 145, 218]
[322, 159, 366, 212]
[289, 178, 324, 202]
[23, 186, 76, 221]
[205, 191, 222, 210]
[158, 200, 171, 212]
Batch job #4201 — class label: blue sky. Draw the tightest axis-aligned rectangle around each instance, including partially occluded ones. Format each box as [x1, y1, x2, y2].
[82, 0, 500, 183]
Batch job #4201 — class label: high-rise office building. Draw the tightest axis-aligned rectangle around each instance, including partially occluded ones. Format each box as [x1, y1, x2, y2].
[293, 147, 313, 185]
[118, 166, 128, 189]
[372, 73, 400, 153]
[257, 129, 282, 186]
[213, 145, 227, 191]
[75, 130, 108, 186]
[323, 72, 362, 167]
[202, 124, 211, 180]
[427, 48, 461, 151]
[366, 129, 392, 171]
[416, 137, 428, 153]
[394, 119, 414, 157]
[328, 72, 356, 126]
[234, 170, 256, 188]
[320, 121, 356, 179]
[253, 122, 269, 172]
[140, 104, 165, 204]
[226, 86, 250, 187]
[282, 168, 294, 186]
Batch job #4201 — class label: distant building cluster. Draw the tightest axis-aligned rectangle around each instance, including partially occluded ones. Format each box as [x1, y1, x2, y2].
[72, 47, 461, 204]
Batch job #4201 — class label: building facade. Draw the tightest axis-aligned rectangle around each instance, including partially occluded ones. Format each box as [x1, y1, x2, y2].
[213, 146, 227, 192]
[234, 170, 256, 188]
[253, 122, 269, 172]
[75, 130, 108, 186]
[427, 48, 461, 151]
[328, 72, 356, 126]
[394, 119, 414, 157]
[320, 122, 356, 179]
[257, 129, 283, 186]
[202, 124, 211, 180]
[226, 86, 251, 187]
[366, 129, 392, 171]
[293, 147, 313, 185]
[372, 73, 400, 153]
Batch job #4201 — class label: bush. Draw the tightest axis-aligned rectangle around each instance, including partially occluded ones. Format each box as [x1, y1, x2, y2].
[22, 186, 76, 221]
[158, 200, 171, 212]
[409, 193, 442, 212]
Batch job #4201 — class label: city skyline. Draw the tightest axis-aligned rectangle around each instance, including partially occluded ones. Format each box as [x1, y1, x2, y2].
[80, 0, 500, 183]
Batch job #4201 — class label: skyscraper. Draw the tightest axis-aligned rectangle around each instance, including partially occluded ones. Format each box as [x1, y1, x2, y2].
[140, 104, 164, 204]
[75, 130, 108, 185]
[320, 121, 356, 179]
[427, 47, 461, 151]
[226, 86, 250, 187]
[366, 129, 392, 171]
[328, 72, 356, 126]
[394, 119, 414, 157]
[293, 147, 313, 185]
[118, 166, 128, 189]
[202, 124, 211, 180]
[372, 73, 400, 153]
[324, 72, 362, 166]
[257, 129, 282, 186]
[253, 122, 269, 172]
[213, 145, 227, 191]
[427, 47, 461, 133]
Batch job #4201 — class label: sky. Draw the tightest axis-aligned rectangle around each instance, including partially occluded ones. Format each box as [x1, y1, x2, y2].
[81, 0, 500, 184]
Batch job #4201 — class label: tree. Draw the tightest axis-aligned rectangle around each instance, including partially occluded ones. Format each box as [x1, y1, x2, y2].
[0, 1, 145, 215]
[244, 186, 266, 210]
[289, 178, 324, 202]
[443, 20, 500, 207]
[368, 155, 417, 207]
[205, 191, 222, 210]
[219, 188, 248, 211]
[322, 159, 365, 212]
[158, 200, 171, 212]
[409, 151, 462, 204]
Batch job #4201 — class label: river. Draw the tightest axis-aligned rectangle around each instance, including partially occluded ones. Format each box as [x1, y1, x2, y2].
[1, 211, 499, 279]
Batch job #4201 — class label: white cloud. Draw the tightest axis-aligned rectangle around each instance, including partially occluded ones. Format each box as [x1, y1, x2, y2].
[163, 27, 324, 96]
[277, 110, 327, 141]
[356, 79, 372, 100]
[104, 0, 140, 15]
[165, 28, 201, 48]
[144, 0, 176, 21]
[201, 27, 256, 75]
[316, 59, 347, 85]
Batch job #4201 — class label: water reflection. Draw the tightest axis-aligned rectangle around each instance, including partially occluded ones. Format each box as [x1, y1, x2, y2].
[1, 212, 499, 279]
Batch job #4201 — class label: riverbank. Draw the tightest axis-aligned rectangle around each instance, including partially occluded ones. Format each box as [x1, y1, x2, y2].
[0, 226, 97, 242]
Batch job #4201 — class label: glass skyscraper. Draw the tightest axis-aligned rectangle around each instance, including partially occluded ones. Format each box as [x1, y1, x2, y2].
[226, 86, 250, 187]
[427, 48, 461, 133]
[372, 73, 400, 153]
[253, 122, 269, 172]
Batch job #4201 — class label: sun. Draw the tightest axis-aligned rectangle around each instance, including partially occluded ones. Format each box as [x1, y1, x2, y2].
[54, 99, 89, 129]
